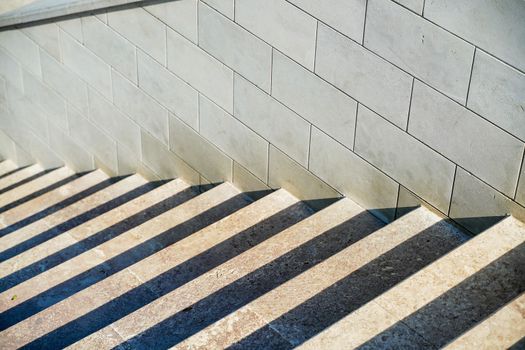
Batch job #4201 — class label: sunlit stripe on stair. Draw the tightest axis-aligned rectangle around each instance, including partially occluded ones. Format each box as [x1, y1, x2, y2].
[0, 164, 43, 193]
[0, 174, 147, 258]
[443, 293, 525, 350]
[0, 169, 109, 229]
[0, 160, 17, 178]
[296, 216, 525, 349]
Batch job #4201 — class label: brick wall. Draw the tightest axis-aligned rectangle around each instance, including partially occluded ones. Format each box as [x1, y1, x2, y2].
[0, 0, 524, 232]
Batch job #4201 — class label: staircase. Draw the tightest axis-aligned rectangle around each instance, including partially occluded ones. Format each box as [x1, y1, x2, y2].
[0, 161, 523, 349]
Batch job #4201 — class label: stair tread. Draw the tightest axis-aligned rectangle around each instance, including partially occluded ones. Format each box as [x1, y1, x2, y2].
[0, 169, 109, 228]
[0, 160, 17, 178]
[0, 174, 148, 258]
[0, 178, 190, 309]
[172, 206, 465, 349]
[0, 166, 75, 210]
[0, 182, 254, 349]
[297, 216, 525, 349]
[0, 164, 43, 194]
[443, 293, 525, 350]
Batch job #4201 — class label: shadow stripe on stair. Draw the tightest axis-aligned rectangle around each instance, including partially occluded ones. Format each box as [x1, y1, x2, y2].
[0, 165, 25, 181]
[0, 185, 195, 295]
[0, 165, 44, 192]
[356, 242, 525, 349]
[0, 173, 80, 215]
[0, 170, 50, 197]
[225, 220, 466, 349]
[0, 179, 157, 261]
[0, 192, 248, 331]
[0, 175, 122, 242]
[90, 210, 384, 349]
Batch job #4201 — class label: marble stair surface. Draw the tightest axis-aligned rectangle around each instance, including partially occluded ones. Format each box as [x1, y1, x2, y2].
[0, 161, 523, 349]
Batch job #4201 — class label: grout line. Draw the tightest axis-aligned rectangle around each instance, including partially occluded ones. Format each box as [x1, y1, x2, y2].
[447, 165, 458, 216]
[464, 47, 476, 107]
[421, 0, 426, 16]
[313, 21, 319, 71]
[307, 124, 312, 169]
[266, 143, 270, 185]
[406, 77, 415, 132]
[394, 183, 401, 219]
[353, 103, 359, 151]
[269, 48, 274, 95]
[361, 0, 368, 44]
[514, 146, 525, 200]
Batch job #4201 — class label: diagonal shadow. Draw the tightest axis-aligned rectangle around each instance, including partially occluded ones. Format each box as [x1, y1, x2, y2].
[0, 175, 123, 242]
[0, 166, 30, 181]
[356, 242, 525, 349]
[0, 185, 196, 294]
[225, 220, 468, 349]
[0, 173, 80, 215]
[509, 336, 525, 350]
[0, 192, 250, 331]
[92, 210, 389, 350]
[0, 179, 155, 260]
[18, 201, 335, 350]
[0, 169, 50, 196]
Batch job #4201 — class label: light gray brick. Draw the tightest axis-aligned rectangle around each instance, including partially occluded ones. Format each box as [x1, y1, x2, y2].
[67, 105, 118, 174]
[309, 126, 398, 222]
[167, 28, 233, 113]
[450, 167, 525, 234]
[6, 82, 48, 141]
[58, 17, 83, 43]
[108, 7, 166, 65]
[288, 0, 366, 42]
[48, 122, 94, 172]
[272, 50, 357, 148]
[88, 88, 141, 155]
[316, 23, 412, 129]
[202, 0, 234, 19]
[40, 50, 89, 116]
[142, 127, 200, 183]
[0, 78, 6, 111]
[0, 129, 16, 161]
[234, 75, 310, 166]
[13, 128, 63, 169]
[232, 162, 270, 200]
[199, 3, 272, 92]
[355, 105, 455, 213]
[112, 70, 169, 145]
[393, 0, 423, 14]
[0, 48, 23, 91]
[200, 95, 268, 181]
[144, 0, 197, 43]
[365, 0, 474, 103]
[169, 114, 233, 182]
[23, 23, 60, 60]
[409, 80, 524, 197]
[82, 16, 137, 84]
[60, 29, 112, 99]
[235, 0, 317, 69]
[468, 51, 525, 141]
[22, 69, 67, 131]
[269, 145, 341, 210]
[0, 30, 41, 77]
[424, 0, 525, 73]
[137, 51, 199, 130]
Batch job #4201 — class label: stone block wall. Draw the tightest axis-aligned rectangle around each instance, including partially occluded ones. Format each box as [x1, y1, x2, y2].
[0, 0, 524, 232]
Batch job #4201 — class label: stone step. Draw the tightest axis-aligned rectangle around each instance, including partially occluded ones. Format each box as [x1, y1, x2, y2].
[0, 164, 44, 194]
[0, 169, 110, 229]
[0, 167, 76, 213]
[0, 160, 17, 178]
[443, 293, 525, 350]
[4, 189, 310, 349]
[297, 216, 525, 349]
[69, 196, 383, 349]
[0, 178, 190, 303]
[173, 206, 467, 349]
[0, 174, 148, 261]
[0, 182, 250, 347]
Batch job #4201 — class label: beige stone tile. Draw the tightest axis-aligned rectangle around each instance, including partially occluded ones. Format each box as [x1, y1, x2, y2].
[66, 326, 124, 350]
[443, 293, 525, 350]
[0, 170, 108, 227]
[0, 167, 74, 209]
[0, 175, 147, 255]
[0, 163, 42, 192]
[0, 160, 17, 177]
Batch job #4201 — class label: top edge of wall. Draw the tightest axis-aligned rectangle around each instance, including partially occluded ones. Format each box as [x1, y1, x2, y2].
[0, 0, 151, 29]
